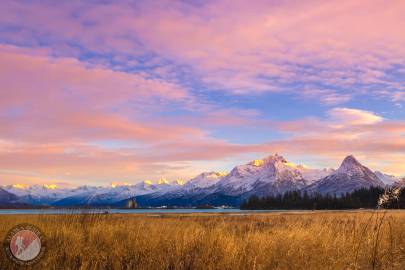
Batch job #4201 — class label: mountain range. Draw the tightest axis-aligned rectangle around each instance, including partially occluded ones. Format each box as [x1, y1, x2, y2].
[0, 188, 18, 205]
[1, 154, 404, 207]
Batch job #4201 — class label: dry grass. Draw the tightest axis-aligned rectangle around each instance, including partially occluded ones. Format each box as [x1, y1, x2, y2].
[0, 211, 404, 270]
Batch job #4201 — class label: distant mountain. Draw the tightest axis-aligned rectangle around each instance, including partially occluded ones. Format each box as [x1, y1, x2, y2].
[183, 172, 226, 190]
[2, 154, 402, 207]
[136, 154, 330, 207]
[374, 171, 400, 186]
[51, 186, 116, 206]
[297, 166, 334, 184]
[52, 181, 174, 206]
[393, 178, 405, 188]
[3, 184, 78, 205]
[305, 155, 384, 196]
[213, 155, 307, 197]
[0, 187, 19, 204]
[131, 172, 227, 207]
[1, 180, 176, 207]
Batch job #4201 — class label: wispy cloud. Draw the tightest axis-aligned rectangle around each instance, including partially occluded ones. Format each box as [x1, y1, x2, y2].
[269, 108, 405, 174]
[1, 0, 404, 103]
[1, 1, 405, 184]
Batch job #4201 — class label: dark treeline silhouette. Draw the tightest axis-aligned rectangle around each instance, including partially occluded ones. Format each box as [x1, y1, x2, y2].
[241, 187, 405, 210]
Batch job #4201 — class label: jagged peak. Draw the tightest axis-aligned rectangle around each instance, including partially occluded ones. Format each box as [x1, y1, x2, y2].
[342, 155, 360, 165]
[143, 180, 153, 185]
[174, 179, 185, 185]
[334, 155, 375, 177]
[249, 154, 287, 167]
[193, 171, 226, 180]
[158, 177, 170, 185]
[338, 155, 362, 171]
[184, 171, 225, 189]
[200, 171, 219, 176]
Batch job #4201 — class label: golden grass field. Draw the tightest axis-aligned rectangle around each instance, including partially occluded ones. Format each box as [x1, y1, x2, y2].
[0, 211, 404, 270]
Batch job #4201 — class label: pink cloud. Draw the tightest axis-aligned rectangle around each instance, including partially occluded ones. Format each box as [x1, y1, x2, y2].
[125, 0, 405, 100]
[1, 0, 404, 103]
[2, 105, 405, 183]
[265, 108, 405, 174]
[0, 45, 203, 143]
[0, 46, 272, 184]
[327, 108, 384, 125]
[1, 1, 405, 184]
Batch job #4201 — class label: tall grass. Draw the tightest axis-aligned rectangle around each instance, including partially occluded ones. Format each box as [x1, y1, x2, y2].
[0, 211, 404, 270]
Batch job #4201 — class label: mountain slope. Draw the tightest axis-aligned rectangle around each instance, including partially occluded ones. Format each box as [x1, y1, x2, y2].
[297, 166, 334, 184]
[137, 155, 322, 207]
[52, 181, 173, 206]
[183, 172, 226, 190]
[0, 188, 19, 204]
[374, 171, 400, 186]
[393, 178, 405, 188]
[3, 154, 399, 207]
[305, 155, 384, 196]
[3, 185, 77, 205]
[131, 172, 227, 207]
[213, 155, 308, 197]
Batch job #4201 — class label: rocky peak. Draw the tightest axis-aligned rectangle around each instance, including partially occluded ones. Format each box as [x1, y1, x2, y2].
[336, 155, 366, 175]
[250, 154, 287, 166]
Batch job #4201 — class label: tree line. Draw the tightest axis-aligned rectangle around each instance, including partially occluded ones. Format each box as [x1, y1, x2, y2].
[240, 187, 405, 210]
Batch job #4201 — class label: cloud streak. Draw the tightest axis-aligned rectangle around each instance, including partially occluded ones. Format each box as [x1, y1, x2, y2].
[1, 1, 405, 185]
[1, 0, 404, 103]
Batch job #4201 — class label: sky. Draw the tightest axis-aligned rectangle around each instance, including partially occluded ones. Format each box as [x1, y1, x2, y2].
[0, 0, 404, 187]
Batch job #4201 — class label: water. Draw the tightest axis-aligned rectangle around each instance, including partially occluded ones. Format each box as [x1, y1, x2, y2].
[0, 208, 284, 215]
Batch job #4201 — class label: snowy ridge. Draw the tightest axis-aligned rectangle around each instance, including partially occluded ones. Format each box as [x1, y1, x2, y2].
[304, 155, 385, 196]
[0, 187, 19, 204]
[1, 154, 403, 206]
[212, 154, 308, 195]
[2, 180, 178, 206]
[374, 171, 400, 186]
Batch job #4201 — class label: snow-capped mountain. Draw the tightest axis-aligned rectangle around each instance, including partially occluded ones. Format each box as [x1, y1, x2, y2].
[1, 180, 178, 206]
[2, 154, 402, 207]
[130, 172, 227, 207]
[305, 155, 384, 196]
[212, 155, 309, 197]
[2, 184, 77, 205]
[393, 178, 405, 188]
[0, 187, 18, 204]
[136, 154, 328, 207]
[184, 172, 226, 190]
[297, 166, 334, 184]
[374, 171, 400, 186]
[52, 180, 174, 206]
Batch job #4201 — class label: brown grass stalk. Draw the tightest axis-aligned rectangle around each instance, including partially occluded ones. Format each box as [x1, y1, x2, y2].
[0, 211, 404, 270]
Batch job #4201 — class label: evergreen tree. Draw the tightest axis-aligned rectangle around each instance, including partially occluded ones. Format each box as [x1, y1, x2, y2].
[240, 187, 403, 210]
